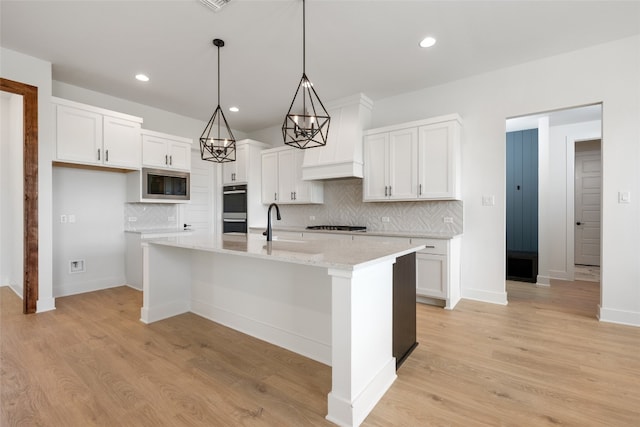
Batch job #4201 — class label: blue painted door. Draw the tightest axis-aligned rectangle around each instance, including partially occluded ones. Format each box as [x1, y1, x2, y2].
[506, 129, 538, 254]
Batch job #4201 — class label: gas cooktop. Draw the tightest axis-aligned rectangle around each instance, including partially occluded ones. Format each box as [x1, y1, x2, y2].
[306, 225, 367, 232]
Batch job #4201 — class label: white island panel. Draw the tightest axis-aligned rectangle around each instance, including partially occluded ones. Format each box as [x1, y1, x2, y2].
[190, 250, 332, 364]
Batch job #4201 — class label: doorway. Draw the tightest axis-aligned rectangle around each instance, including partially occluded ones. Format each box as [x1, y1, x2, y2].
[505, 104, 602, 311]
[0, 78, 38, 314]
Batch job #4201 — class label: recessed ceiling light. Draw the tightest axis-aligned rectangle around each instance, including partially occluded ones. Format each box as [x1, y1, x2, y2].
[419, 37, 437, 48]
[229, 106, 239, 112]
[135, 74, 150, 82]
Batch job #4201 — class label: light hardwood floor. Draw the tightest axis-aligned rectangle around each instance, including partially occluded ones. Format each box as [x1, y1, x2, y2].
[1, 280, 638, 426]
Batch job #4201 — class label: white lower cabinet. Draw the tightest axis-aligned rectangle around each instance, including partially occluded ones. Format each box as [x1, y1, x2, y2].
[352, 234, 461, 309]
[412, 236, 461, 310]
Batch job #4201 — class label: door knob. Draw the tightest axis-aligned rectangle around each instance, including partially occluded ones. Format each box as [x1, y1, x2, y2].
[576, 221, 582, 225]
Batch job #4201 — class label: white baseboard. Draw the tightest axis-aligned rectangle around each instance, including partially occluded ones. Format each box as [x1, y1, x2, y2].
[53, 278, 126, 298]
[598, 305, 640, 327]
[140, 299, 190, 324]
[326, 358, 396, 427]
[37, 297, 56, 313]
[461, 288, 508, 305]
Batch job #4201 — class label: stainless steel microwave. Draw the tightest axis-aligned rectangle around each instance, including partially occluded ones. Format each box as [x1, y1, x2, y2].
[142, 168, 190, 201]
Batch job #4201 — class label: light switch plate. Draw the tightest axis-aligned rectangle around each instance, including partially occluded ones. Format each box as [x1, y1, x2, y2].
[619, 191, 631, 204]
[482, 195, 495, 206]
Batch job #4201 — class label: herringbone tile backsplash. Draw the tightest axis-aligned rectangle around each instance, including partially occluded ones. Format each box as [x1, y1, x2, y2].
[124, 203, 179, 231]
[277, 179, 463, 233]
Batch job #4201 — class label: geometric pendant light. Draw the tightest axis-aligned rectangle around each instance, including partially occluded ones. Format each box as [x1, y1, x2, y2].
[200, 38, 237, 162]
[282, 0, 330, 149]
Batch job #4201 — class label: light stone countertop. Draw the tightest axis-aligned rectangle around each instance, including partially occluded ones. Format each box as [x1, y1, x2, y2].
[249, 226, 461, 240]
[147, 231, 425, 271]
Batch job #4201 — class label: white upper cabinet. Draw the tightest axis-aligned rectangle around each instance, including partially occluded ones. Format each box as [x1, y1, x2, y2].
[363, 133, 388, 200]
[54, 97, 142, 169]
[222, 142, 249, 184]
[141, 130, 192, 171]
[363, 128, 418, 201]
[261, 146, 323, 204]
[389, 128, 419, 200]
[363, 114, 461, 201]
[418, 121, 460, 199]
[261, 150, 279, 204]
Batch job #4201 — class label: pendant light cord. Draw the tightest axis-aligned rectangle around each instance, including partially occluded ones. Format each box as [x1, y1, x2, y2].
[302, 0, 306, 75]
[217, 44, 221, 106]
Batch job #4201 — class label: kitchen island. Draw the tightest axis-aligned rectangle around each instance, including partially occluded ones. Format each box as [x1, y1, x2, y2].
[141, 232, 424, 427]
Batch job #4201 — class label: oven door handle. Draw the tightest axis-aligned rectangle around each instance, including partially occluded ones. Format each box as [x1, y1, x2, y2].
[223, 190, 247, 195]
[223, 218, 247, 223]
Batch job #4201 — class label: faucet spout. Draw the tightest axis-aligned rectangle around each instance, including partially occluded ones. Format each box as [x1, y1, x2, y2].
[265, 203, 281, 242]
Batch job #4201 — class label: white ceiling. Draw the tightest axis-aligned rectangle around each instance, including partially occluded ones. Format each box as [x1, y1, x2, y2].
[2, 1, 639, 133]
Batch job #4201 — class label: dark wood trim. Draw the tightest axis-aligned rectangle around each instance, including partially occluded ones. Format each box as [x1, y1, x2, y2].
[1, 78, 38, 314]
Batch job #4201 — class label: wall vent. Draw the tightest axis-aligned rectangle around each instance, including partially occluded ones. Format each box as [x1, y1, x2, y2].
[199, 0, 233, 12]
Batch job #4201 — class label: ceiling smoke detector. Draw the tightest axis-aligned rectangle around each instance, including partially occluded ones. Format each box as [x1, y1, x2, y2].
[199, 0, 233, 12]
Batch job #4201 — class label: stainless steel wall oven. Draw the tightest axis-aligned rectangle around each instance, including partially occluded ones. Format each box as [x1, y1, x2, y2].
[223, 184, 247, 233]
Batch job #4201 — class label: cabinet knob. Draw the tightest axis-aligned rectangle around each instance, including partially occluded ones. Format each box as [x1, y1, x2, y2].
[389, 186, 392, 197]
[419, 184, 422, 196]
[105, 150, 109, 162]
[385, 186, 388, 197]
[165, 154, 168, 165]
[97, 148, 101, 161]
[170, 155, 173, 166]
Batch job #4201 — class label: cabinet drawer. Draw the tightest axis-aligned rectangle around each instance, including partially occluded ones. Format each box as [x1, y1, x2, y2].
[411, 238, 447, 255]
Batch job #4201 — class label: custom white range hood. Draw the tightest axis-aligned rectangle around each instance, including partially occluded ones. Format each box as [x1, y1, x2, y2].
[302, 93, 373, 180]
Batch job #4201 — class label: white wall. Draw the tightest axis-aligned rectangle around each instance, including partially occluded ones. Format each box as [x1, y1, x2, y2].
[0, 92, 24, 297]
[0, 47, 55, 312]
[370, 35, 640, 325]
[538, 120, 601, 284]
[52, 167, 127, 296]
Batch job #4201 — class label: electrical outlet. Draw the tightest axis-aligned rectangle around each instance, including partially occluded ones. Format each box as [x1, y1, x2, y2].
[128, 217, 137, 222]
[68, 214, 76, 223]
[309, 215, 315, 221]
[69, 259, 85, 273]
[381, 216, 390, 223]
[443, 217, 454, 223]
[60, 214, 67, 223]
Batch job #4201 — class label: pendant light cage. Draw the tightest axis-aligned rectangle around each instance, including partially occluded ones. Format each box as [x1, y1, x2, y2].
[200, 38, 237, 163]
[282, 0, 330, 149]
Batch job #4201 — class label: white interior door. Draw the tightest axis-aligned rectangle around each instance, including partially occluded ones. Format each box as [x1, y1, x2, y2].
[574, 145, 601, 266]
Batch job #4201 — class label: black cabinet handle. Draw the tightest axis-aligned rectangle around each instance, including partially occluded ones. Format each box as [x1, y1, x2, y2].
[576, 222, 582, 225]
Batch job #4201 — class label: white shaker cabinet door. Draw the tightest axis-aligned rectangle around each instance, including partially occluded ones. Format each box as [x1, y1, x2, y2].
[168, 141, 191, 171]
[56, 104, 103, 165]
[223, 142, 247, 183]
[363, 133, 388, 201]
[261, 151, 279, 204]
[418, 121, 459, 199]
[103, 115, 141, 168]
[416, 252, 447, 299]
[277, 148, 296, 202]
[388, 127, 418, 200]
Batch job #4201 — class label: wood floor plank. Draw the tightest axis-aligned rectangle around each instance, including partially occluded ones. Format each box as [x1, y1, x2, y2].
[1, 279, 639, 426]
